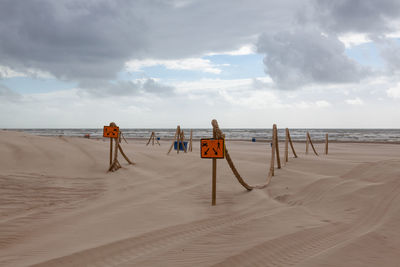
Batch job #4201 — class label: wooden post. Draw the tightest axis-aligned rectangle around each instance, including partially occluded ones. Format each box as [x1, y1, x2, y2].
[167, 126, 180, 154]
[306, 132, 309, 154]
[212, 128, 217, 206]
[284, 128, 289, 163]
[307, 132, 319, 156]
[287, 129, 298, 158]
[189, 129, 193, 152]
[105, 122, 134, 172]
[181, 130, 187, 153]
[269, 124, 276, 177]
[325, 133, 328, 155]
[156, 134, 160, 146]
[109, 137, 113, 165]
[146, 132, 153, 146]
[108, 131, 121, 172]
[176, 126, 180, 154]
[274, 125, 281, 169]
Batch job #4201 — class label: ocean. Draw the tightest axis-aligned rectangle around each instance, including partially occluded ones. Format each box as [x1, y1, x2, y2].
[3, 128, 400, 143]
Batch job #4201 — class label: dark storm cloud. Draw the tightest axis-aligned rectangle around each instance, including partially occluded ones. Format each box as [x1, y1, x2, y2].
[0, 0, 301, 85]
[0, 0, 147, 82]
[310, 0, 400, 34]
[257, 29, 367, 89]
[1, 0, 399, 92]
[376, 39, 400, 73]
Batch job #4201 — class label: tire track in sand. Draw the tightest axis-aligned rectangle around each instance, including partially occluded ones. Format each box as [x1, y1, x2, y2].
[32, 202, 282, 267]
[212, 167, 400, 267]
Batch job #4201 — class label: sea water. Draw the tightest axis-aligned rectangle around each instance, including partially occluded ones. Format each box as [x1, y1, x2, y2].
[3, 128, 400, 143]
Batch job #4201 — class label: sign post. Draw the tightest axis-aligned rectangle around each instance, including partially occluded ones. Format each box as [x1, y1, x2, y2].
[201, 133, 225, 206]
[104, 124, 119, 165]
[103, 122, 134, 172]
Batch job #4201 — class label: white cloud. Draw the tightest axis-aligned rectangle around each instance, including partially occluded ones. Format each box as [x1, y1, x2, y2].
[293, 100, 331, 109]
[387, 83, 400, 99]
[219, 90, 281, 110]
[345, 97, 364, 105]
[125, 58, 222, 74]
[315, 100, 332, 108]
[0, 65, 52, 79]
[0, 66, 21, 78]
[206, 44, 256, 56]
[338, 33, 371, 48]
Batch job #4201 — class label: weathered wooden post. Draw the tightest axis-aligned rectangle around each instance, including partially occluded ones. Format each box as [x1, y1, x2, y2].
[269, 124, 277, 177]
[189, 129, 193, 152]
[104, 122, 134, 172]
[325, 133, 328, 155]
[201, 127, 225, 206]
[284, 128, 289, 163]
[274, 125, 281, 169]
[307, 132, 319, 156]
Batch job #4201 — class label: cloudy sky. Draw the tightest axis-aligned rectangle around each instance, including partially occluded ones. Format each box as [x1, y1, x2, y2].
[1, 0, 400, 128]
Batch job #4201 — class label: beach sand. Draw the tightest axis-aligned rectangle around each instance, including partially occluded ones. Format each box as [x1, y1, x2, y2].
[1, 130, 400, 266]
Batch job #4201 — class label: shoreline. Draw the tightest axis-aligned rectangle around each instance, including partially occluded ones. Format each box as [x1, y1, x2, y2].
[47, 135, 400, 145]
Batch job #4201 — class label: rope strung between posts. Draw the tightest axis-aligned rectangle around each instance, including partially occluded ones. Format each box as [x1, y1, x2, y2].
[108, 122, 134, 172]
[121, 132, 128, 144]
[211, 119, 278, 190]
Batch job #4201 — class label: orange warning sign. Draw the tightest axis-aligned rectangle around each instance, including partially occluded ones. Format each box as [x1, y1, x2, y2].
[201, 139, 225, 159]
[103, 126, 119, 138]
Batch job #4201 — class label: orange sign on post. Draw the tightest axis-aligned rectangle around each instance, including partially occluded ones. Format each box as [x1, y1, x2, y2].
[103, 126, 119, 138]
[201, 139, 225, 159]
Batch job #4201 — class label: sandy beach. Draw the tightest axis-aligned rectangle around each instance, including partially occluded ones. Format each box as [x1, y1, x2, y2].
[1, 130, 400, 266]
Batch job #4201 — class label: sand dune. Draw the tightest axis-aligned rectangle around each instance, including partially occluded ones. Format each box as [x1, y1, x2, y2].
[1, 130, 400, 266]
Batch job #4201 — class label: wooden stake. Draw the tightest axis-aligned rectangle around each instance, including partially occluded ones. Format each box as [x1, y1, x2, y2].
[287, 129, 298, 158]
[109, 137, 113, 165]
[156, 135, 160, 146]
[306, 132, 309, 154]
[189, 129, 193, 152]
[325, 133, 328, 155]
[269, 124, 276, 177]
[167, 126, 179, 154]
[284, 128, 289, 163]
[146, 132, 153, 146]
[176, 126, 180, 154]
[180, 130, 187, 153]
[212, 128, 217, 205]
[107, 122, 134, 171]
[307, 132, 319, 156]
[274, 125, 281, 169]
